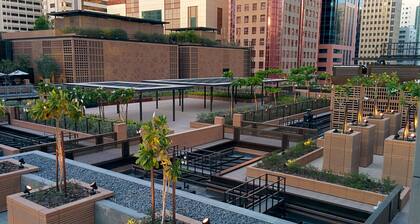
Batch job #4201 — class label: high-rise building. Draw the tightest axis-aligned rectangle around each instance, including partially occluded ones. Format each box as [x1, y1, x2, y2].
[358, 0, 402, 64]
[396, 26, 418, 64]
[107, 0, 126, 16]
[416, 5, 420, 42]
[317, 0, 358, 74]
[400, 0, 420, 27]
[354, 0, 363, 65]
[137, 0, 229, 42]
[232, 0, 321, 73]
[0, 0, 43, 32]
[43, 0, 108, 14]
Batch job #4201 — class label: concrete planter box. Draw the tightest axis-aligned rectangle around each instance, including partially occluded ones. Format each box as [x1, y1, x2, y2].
[246, 166, 386, 205]
[383, 113, 402, 136]
[383, 136, 415, 186]
[323, 130, 361, 174]
[367, 117, 390, 155]
[7, 181, 113, 224]
[0, 159, 39, 212]
[294, 147, 323, 165]
[349, 124, 376, 167]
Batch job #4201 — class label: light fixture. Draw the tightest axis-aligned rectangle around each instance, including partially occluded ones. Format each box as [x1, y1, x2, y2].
[24, 185, 32, 195]
[333, 128, 339, 133]
[202, 218, 210, 224]
[18, 158, 25, 169]
[90, 182, 98, 195]
[348, 128, 353, 133]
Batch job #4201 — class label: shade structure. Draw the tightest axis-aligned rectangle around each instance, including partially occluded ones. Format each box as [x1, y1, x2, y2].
[8, 70, 29, 76]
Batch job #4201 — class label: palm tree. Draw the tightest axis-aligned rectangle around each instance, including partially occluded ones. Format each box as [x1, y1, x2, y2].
[121, 88, 135, 122]
[168, 160, 181, 224]
[30, 89, 82, 194]
[0, 100, 5, 118]
[136, 114, 171, 223]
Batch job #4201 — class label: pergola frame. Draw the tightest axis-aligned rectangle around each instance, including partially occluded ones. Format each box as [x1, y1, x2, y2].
[65, 81, 191, 121]
[144, 77, 287, 111]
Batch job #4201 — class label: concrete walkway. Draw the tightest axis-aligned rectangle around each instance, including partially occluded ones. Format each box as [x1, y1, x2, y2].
[86, 98, 251, 132]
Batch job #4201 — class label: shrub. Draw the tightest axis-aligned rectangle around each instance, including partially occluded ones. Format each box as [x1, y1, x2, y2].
[257, 141, 396, 194]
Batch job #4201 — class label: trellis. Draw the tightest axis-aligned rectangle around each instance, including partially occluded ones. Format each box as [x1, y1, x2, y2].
[331, 86, 416, 129]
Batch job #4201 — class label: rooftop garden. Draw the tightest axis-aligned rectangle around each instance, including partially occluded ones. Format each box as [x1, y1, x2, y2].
[256, 140, 396, 194]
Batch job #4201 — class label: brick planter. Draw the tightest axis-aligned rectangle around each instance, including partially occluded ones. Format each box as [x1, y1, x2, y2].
[367, 117, 390, 155]
[0, 159, 39, 212]
[323, 130, 361, 174]
[7, 181, 113, 224]
[349, 124, 376, 167]
[383, 112, 402, 136]
[383, 136, 415, 186]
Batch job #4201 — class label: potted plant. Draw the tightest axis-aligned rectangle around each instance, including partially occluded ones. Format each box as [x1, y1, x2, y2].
[0, 159, 39, 212]
[7, 89, 113, 224]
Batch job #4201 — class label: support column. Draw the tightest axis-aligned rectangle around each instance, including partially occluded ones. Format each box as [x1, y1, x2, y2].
[210, 86, 214, 112]
[409, 101, 420, 224]
[203, 86, 207, 108]
[139, 93, 143, 121]
[261, 83, 264, 106]
[155, 91, 159, 109]
[181, 90, 184, 112]
[178, 90, 182, 106]
[172, 89, 176, 121]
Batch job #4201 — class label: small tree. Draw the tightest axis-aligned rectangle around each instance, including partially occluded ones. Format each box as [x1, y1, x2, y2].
[335, 84, 352, 133]
[136, 115, 171, 223]
[0, 100, 5, 118]
[36, 55, 60, 82]
[34, 15, 51, 30]
[0, 59, 18, 74]
[15, 55, 32, 73]
[30, 89, 82, 194]
[246, 71, 266, 110]
[265, 86, 280, 106]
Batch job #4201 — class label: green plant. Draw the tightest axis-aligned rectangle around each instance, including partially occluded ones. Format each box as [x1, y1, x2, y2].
[30, 89, 82, 194]
[36, 55, 60, 81]
[34, 15, 51, 30]
[168, 159, 181, 224]
[0, 100, 5, 117]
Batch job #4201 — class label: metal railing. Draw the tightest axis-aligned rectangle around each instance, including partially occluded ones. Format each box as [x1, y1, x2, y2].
[364, 186, 404, 224]
[242, 98, 330, 122]
[224, 173, 286, 213]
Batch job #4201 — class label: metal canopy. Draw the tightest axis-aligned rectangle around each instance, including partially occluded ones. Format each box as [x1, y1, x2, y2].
[144, 77, 287, 111]
[65, 81, 192, 122]
[143, 77, 287, 87]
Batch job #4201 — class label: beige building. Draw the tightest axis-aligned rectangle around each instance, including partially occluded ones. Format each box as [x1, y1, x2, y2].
[232, 0, 321, 73]
[43, 0, 108, 14]
[118, 0, 229, 41]
[0, 0, 43, 32]
[358, 0, 402, 64]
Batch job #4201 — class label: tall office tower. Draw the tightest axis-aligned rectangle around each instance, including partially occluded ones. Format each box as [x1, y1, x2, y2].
[317, 0, 359, 74]
[354, 0, 363, 65]
[0, 0, 42, 32]
[416, 5, 420, 42]
[400, 0, 420, 27]
[232, 0, 321, 73]
[44, 0, 108, 14]
[138, 0, 229, 42]
[358, 0, 402, 65]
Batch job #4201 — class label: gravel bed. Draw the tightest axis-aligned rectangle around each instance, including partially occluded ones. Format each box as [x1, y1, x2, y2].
[7, 153, 286, 224]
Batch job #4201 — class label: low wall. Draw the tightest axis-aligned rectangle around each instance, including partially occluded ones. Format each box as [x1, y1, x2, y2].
[190, 121, 213, 129]
[10, 119, 92, 138]
[0, 144, 20, 156]
[246, 166, 386, 205]
[294, 148, 323, 165]
[169, 124, 224, 148]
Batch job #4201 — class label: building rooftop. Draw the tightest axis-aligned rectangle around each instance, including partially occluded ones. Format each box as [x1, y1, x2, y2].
[49, 10, 168, 25]
[167, 27, 219, 32]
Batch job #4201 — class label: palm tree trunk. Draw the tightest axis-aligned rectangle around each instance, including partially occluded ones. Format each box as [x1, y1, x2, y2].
[125, 103, 129, 123]
[55, 119, 67, 194]
[151, 168, 156, 222]
[161, 175, 167, 224]
[172, 180, 176, 224]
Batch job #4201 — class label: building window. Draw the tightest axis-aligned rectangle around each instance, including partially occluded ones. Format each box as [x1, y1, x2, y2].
[260, 27, 265, 34]
[259, 38, 264, 45]
[142, 10, 162, 21]
[251, 39, 256, 46]
[236, 16, 241, 23]
[244, 27, 248, 35]
[237, 5, 241, 12]
[333, 49, 342, 54]
[188, 6, 198, 27]
[261, 2, 266, 10]
[252, 27, 256, 34]
[333, 58, 342, 63]
[318, 67, 327, 71]
[244, 16, 249, 23]
[318, 58, 327, 62]
[259, 62, 264, 69]
[259, 50, 264, 57]
[319, 49, 327, 53]
[244, 4, 249, 11]
[252, 15, 257, 23]
[260, 15, 265, 22]
[244, 39, 249, 46]
[252, 3, 257, 11]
